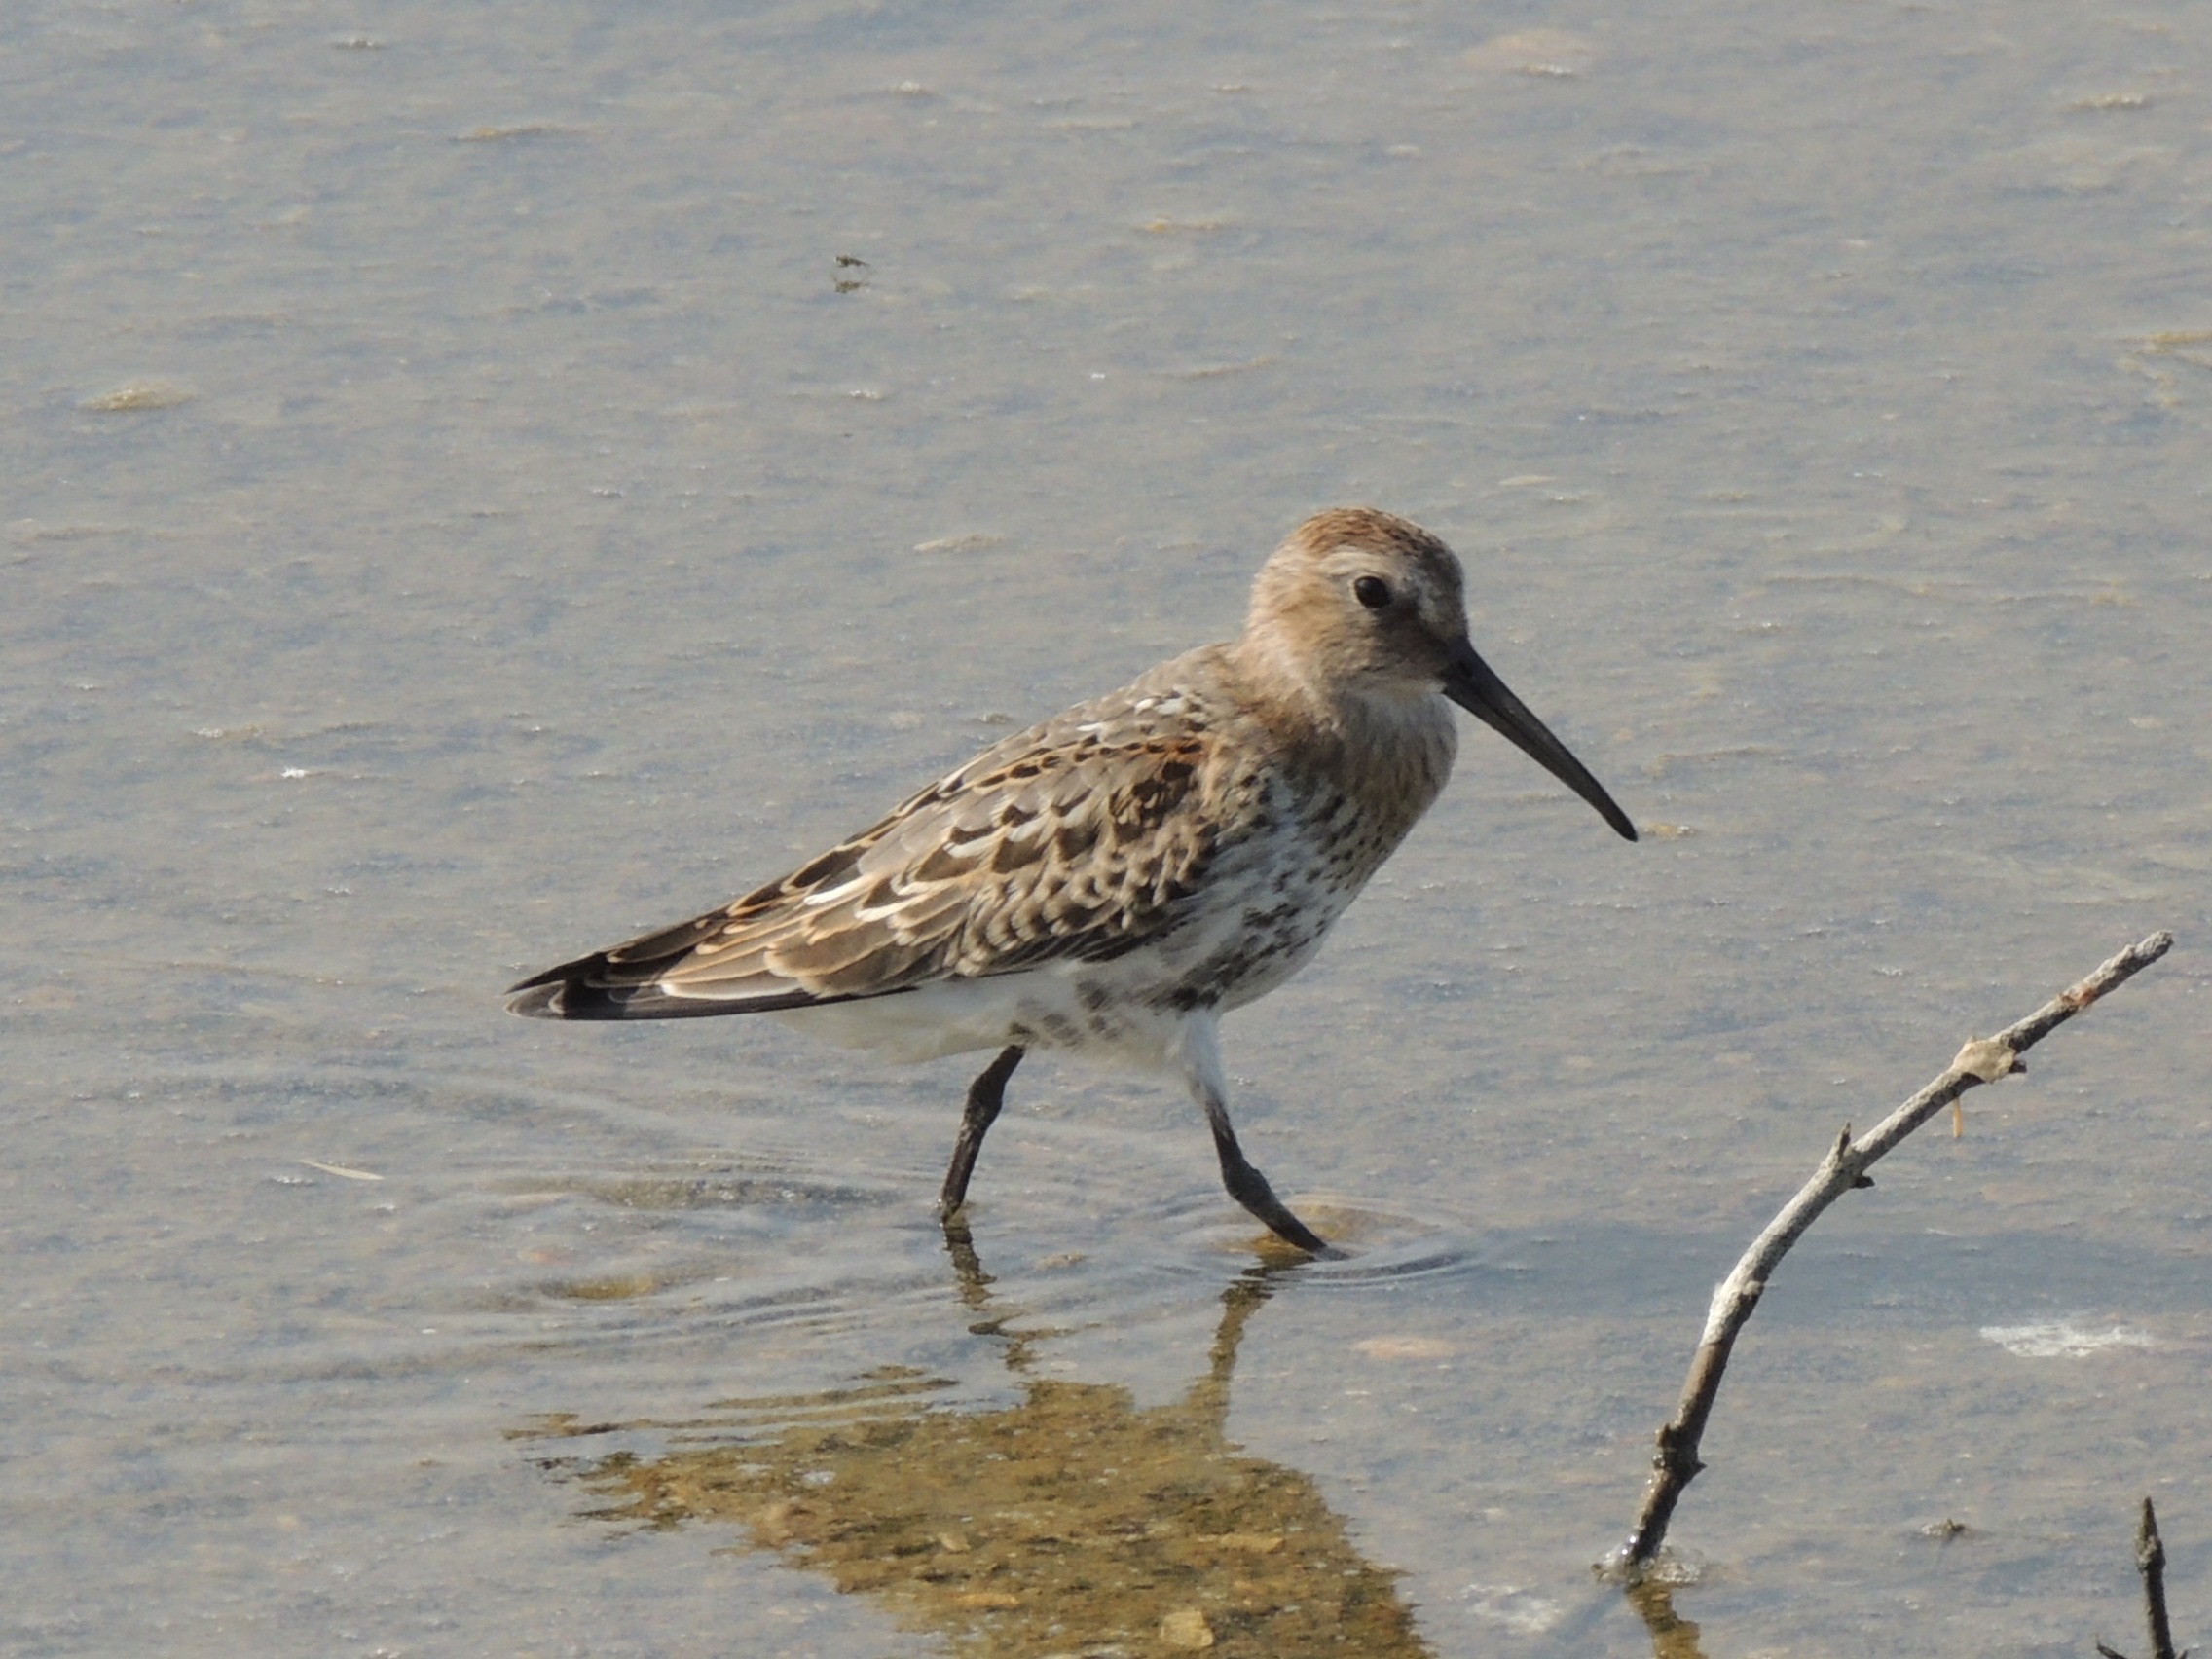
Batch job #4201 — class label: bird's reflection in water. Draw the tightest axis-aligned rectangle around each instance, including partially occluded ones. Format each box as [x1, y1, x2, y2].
[525, 1226, 1432, 1657]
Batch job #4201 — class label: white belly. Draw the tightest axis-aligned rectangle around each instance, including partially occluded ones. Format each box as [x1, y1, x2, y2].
[769, 813, 1367, 1070]
[772, 959, 1185, 1069]
[774, 892, 1346, 1073]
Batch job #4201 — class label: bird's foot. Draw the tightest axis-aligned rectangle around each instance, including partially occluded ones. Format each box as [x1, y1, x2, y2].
[1221, 1162, 1343, 1259]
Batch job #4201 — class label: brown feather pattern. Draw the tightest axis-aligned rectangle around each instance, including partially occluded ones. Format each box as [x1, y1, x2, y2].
[506, 654, 1279, 1018]
[505, 507, 1638, 1257]
[507, 506, 1631, 1036]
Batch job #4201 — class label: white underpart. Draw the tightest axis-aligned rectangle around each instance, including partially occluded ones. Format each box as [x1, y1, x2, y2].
[771, 849, 1353, 1071]
[1168, 1010, 1232, 1116]
[772, 962, 1186, 1067]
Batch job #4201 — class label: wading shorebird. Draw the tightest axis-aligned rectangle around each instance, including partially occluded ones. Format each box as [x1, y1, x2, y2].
[507, 508, 1636, 1255]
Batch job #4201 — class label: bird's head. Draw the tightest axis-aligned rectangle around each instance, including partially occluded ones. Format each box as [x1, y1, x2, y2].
[1243, 507, 1637, 841]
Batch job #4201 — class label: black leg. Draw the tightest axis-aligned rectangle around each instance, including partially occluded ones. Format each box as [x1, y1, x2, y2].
[1177, 1021, 1337, 1257]
[939, 1045, 1024, 1220]
[1206, 1118, 1337, 1257]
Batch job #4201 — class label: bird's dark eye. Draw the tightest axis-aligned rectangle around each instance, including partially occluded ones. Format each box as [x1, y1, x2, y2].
[1353, 575, 1391, 610]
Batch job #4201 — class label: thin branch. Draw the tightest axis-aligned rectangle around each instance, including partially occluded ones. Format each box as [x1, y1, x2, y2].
[1606, 931, 2174, 1578]
[2096, 1496, 2184, 1659]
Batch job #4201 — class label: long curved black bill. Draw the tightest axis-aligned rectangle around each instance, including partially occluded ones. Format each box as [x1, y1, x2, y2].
[1444, 641, 1638, 841]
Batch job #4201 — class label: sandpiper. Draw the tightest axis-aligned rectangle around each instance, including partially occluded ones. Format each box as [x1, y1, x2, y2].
[508, 508, 1636, 1255]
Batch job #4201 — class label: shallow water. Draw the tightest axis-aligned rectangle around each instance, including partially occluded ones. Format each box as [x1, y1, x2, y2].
[6, 2, 2209, 1654]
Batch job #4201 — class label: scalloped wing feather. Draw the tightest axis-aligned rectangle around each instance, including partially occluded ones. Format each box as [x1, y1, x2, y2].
[506, 651, 1264, 1018]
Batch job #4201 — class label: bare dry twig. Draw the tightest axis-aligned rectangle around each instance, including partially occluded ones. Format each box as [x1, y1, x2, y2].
[2096, 1496, 2184, 1659]
[1607, 930, 2175, 1577]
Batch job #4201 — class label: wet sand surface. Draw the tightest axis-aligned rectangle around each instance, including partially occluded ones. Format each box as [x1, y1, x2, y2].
[5, 3, 2209, 1654]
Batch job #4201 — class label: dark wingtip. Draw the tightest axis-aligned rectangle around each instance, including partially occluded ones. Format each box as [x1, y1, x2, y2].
[503, 955, 638, 1020]
[504, 978, 572, 1019]
[502, 954, 850, 1020]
